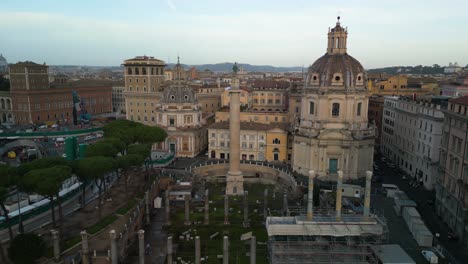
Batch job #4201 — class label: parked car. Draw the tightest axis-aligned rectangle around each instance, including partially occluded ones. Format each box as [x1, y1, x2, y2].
[421, 250, 438, 263]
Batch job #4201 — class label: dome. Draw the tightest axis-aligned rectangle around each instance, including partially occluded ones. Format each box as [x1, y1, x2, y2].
[160, 84, 197, 104]
[306, 53, 366, 88]
[305, 17, 367, 89]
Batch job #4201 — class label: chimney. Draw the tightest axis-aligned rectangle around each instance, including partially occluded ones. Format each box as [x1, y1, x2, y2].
[335, 171, 343, 220]
[363, 171, 373, 218]
[307, 170, 314, 221]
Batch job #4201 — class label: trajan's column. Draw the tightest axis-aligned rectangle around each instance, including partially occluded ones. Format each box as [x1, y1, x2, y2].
[226, 62, 244, 195]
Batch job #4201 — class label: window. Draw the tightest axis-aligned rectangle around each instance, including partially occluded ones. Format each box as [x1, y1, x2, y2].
[127, 68, 132, 75]
[332, 103, 340, 117]
[357, 102, 362, 116]
[273, 138, 280, 144]
[309, 102, 315, 115]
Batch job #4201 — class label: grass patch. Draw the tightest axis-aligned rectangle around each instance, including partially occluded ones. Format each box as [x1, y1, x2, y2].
[63, 235, 81, 250]
[116, 199, 137, 215]
[87, 214, 118, 235]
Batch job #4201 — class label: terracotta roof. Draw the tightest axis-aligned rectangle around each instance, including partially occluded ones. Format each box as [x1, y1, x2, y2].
[209, 121, 288, 131]
[51, 79, 117, 88]
[252, 79, 290, 89]
[450, 95, 468, 106]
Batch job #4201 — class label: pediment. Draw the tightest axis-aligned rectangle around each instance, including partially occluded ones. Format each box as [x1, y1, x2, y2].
[317, 130, 353, 140]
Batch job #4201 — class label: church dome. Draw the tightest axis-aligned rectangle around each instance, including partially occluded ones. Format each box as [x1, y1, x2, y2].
[160, 84, 197, 104]
[305, 17, 366, 89]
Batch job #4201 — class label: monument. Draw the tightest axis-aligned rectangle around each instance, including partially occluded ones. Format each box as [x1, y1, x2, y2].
[225, 62, 244, 195]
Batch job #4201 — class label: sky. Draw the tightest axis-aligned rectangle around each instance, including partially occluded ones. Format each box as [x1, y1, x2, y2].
[0, 0, 467, 69]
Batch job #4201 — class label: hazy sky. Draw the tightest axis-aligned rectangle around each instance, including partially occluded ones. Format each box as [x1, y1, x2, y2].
[0, 0, 467, 68]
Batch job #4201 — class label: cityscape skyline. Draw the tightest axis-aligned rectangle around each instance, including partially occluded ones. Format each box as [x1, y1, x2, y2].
[1, 0, 467, 68]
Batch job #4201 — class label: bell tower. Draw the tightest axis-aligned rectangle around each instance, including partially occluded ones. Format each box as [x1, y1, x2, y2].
[327, 16, 348, 54]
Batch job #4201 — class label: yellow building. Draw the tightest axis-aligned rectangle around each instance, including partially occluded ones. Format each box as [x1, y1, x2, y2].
[221, 87, 251, 107]
[369, 75, 437, 96]
[208, 122, 288, 162]
[123, 56, 166, 126]
[251, 80, 289, 112]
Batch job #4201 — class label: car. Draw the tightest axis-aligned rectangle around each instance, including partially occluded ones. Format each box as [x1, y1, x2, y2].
[38, 125, 48, 129]
[421, 250, 438, 263]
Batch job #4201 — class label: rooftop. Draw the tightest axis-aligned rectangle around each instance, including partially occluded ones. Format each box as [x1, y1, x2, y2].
[450, 94, 468, 106]
[266, 215, 385, 237]
[370, 244, 416, 264]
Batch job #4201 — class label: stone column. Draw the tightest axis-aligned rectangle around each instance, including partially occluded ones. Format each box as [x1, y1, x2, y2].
[109, 230, 118, 264]
[51, 229, 60, 262]
[165, 191, 171, 226]
[307, 170, 314, 221]
[243, 191, 249, 227]
[226, 72, 244, 195]
[145, 191, 150, 225]
[223, 236, 229, 264]
[138, 230, 145, 264]
[282, 189, 288, 216]
[336, 171, 343, 221]
[167, 236, 173, 264]
[204, 189, 209, 225]
[224, 195, 229, 225]
[364, 171, 373, 218]
[263, 189, 268, 218]
[250, 236, 256, 264]
[184, 194, 191, 225]
[195, 236, 201, 264]
[80, 231, 89, 264]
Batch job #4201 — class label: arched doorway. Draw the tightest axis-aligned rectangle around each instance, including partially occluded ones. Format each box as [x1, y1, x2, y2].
[273, 148, 279, 161]
[211, 150, 216, 159]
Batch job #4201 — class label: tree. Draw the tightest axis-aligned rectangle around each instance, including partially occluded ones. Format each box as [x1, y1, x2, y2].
[22, 166, 72, 233]
[86, 141, 118, 157]
[17, 157, 69, 176]
[101, 137, 126, 154]
[0, 165, 16, 241]
[8, 233, 45, 264]
[116, 154, 145, 199]
[75, 157, 116, 219]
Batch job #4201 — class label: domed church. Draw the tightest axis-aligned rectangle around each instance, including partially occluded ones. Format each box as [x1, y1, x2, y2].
[292, 17, 375, 180]
[154, 57, 209, 157]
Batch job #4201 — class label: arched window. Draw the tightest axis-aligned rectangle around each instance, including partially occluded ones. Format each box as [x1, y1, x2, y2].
[142, 68, 147, 75]
[332, 103, 340, 117]
[127, 68, 132, 75]
[357, 102, 362, 116]
[309, 101, 315, 115]
[135, 68, 139, 75]
[273, 138, 280, 144]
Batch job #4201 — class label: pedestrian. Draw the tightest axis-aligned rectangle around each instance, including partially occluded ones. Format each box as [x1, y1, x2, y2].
[145, 243, 151, 255]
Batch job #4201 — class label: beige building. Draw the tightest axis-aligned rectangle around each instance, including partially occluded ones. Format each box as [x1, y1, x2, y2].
[153, 61, 209, 157]
[112, 81, 125, 113]
[221, 87, 250, 107]
[292, 18, 375, 179]
[193, 84, 223, 113]
[0, 91, 13, 124]
[215, 109, 289, 124]
[208, 122, 288, 162]
[123, 56, 166, 126]
[251, 80, 289, 112]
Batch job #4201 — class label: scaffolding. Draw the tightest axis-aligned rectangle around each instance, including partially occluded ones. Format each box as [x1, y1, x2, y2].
[266, 213, 389, 264]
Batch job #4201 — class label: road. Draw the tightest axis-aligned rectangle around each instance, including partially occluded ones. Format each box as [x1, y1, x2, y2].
[374, 153, 466, 264]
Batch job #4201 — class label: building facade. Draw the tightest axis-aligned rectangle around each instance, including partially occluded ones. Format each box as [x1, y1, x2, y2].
[9, 62, 112, 125]
[381, 96, 445, 190]
[251, 80, 289, 112]
[123, 56, 166, 126]
[0, 91, 14, 124]
[208, 122, 288, 162]
[368, 95, 384, 146]
[369, 75, 437, 96]
[436, 95, 468, 248]
[291, 18, 374, 179]
[441, 75, 468, 97]
[112, 82, 125, 113]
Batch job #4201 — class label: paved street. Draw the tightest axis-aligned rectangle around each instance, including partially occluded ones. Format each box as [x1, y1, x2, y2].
[374, 153, 467, 264]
